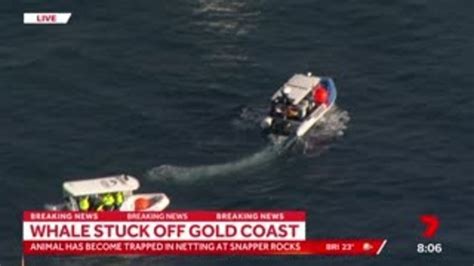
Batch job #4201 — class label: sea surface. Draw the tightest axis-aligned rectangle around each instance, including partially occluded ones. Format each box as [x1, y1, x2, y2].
[1, 0, 473, 265]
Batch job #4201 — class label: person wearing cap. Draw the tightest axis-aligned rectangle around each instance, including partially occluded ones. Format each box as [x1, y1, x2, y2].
[271, 87, 293, 117]
[274, 86, 292, 106]
[79, 196, 90, 212]
[281, 87, 292, 105]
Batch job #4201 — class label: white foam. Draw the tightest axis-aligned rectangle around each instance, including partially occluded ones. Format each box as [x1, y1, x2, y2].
[147, 105, 350, 183]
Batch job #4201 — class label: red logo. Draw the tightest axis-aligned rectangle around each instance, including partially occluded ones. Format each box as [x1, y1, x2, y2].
[420, 215, 439, 238]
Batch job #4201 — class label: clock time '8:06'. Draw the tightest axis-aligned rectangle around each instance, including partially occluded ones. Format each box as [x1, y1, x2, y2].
[417, 243, 442, 254]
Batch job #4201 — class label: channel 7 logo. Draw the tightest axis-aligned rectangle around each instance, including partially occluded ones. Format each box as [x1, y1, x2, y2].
[419, 215, 440, 238]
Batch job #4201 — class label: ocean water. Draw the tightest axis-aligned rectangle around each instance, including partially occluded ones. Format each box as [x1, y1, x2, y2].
[1, 0, 473, 265]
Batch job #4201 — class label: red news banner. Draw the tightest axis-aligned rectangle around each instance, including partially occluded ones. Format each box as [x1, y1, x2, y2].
[23, 211, 387, 256]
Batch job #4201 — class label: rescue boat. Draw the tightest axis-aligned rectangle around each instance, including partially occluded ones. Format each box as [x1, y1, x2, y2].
[45, 174, 170, 212]
[261, 73, 337, 137]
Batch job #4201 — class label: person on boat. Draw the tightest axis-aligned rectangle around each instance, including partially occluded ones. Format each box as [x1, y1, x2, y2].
[96, 193, 115, 211]
[90, 195, 101, 210]
[313, 84, 329, 106]
[79, 196, 90, 212]
[115, 192, 124, 209]
[271, 87, 293, 118]
[277, 87, 293, 106]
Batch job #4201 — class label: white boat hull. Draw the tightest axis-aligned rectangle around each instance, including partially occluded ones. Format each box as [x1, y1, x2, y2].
[296, 103, 333, 137]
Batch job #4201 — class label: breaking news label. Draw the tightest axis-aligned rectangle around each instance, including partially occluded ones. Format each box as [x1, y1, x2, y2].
[23, 211, 387, 256]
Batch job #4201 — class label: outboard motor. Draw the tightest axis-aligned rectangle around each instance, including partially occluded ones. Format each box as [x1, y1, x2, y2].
[261, 117, 273, 129]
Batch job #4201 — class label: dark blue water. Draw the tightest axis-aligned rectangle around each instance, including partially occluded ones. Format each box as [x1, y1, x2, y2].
[1, 0, 473, 265]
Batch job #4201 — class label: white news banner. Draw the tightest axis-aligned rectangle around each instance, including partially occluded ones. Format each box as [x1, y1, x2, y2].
[23, 13, 72, 24]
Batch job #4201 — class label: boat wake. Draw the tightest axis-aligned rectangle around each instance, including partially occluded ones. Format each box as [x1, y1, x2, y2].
[146, 105, 349, 184]
[146, 143, 285, 184]
[234, 105, 350, 155]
